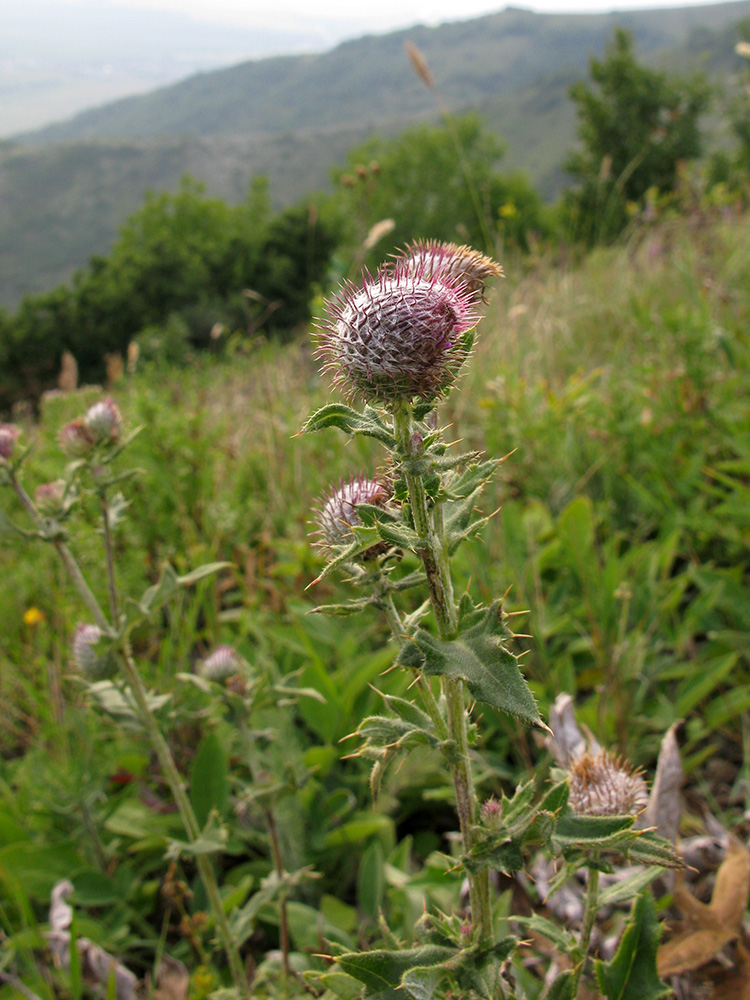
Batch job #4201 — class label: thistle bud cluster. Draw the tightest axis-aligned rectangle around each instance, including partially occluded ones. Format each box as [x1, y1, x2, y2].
[34, 480, 67, 517]
[59, 398, 123, 458]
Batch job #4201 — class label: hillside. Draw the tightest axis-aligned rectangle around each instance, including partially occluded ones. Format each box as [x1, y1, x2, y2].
[2, 1, 750, 309]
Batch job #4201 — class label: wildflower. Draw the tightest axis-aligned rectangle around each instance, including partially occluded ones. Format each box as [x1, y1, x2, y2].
[481, 797, 503, 829]
[23, 607, 45, 627]
[72, 623, 117, 680]
[84, 398, 122, 445]
[200, 645, 244, 681]
[59, 419, 94, 458]
[317, 258, 479, 404]
[397, 240, 503, 303]
[34, 480, 66, 517]
[568, 750, 648, 818]
[0, 424, 20, 462]
[313, 476, 388, 551]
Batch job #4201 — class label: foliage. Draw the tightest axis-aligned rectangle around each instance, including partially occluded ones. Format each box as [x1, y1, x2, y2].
[562, 28, 712, 243]
[0, 178, 339, 411]
[330, 115, 549, 265]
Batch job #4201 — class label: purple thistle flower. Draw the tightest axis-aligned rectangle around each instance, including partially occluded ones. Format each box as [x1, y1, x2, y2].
[316, 259, 479, 404]
[313, 475, 388, 551]
[0, 424, 20, 462]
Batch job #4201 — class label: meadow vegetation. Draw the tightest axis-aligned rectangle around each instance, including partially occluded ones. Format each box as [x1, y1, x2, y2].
[0, 26, 750, 1000]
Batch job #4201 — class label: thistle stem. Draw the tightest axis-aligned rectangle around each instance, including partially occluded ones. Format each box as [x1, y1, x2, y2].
[391, 405, 493, 946]
[99, 491, 120, 624]
[572, 862, 601, 998]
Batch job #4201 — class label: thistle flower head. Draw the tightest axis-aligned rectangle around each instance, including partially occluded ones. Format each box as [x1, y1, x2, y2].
[313, 475, 388, 550]
[72, 623, 117, 680]
[397, 240, 504, 303]
[568, 750, 648, 818]
[84, 398, 122, 445]
[199, 645, 245, 681]
[59, 419, 94, 458]
[34, 480, 66, 517]
[316, 258, 479, 404]
[0, 424, 20, 462]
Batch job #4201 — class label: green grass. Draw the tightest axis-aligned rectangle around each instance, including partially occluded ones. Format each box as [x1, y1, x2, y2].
[1, 209, 748, 995]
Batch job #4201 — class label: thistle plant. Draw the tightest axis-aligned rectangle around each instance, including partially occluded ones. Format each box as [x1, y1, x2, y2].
[0, 399, 250, 998]
[304, 242, 681, 1000]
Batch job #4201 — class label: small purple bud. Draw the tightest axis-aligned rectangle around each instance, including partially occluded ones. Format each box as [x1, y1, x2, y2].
[313, 476, 388, 551]
[481, 797, 503, 828]
[34, 480, 66, 517]
[316, 258, 479, 404]
[0, 424, 20, 462]
[59, 420, 94, 458]
[200, 645, 244, 681]
[84, 398, 122, 445]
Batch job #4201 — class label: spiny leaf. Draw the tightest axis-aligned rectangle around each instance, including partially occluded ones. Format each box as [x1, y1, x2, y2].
[596, 891, 670, 1000]
[399, 600, 545, 728]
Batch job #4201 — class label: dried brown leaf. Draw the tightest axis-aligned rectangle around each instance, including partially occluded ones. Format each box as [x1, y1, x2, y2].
[657, 837, 750, 978]
[154, 955, 189, 1000]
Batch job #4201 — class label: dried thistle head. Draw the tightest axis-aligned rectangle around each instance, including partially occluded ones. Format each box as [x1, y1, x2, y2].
[313, 475, 389, 552]
[316, 259, 479, 404]
[397, 240, 504, 303]
[568, 750, 648, 818]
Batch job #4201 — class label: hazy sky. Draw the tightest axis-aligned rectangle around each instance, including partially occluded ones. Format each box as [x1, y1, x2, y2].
[49, 0, 739, 34]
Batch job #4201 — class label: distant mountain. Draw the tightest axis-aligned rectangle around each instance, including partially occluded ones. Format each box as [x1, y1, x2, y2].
[2, 1, 750, 309]
[0, 0, 369, 138]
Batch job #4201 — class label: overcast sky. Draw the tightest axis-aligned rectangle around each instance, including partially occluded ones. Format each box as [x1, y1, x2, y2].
[46, 0, 741, 35]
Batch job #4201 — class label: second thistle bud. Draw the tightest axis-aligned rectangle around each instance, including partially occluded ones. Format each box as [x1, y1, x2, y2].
[84, 398, 122, 446]
[313, 475, 389, 553]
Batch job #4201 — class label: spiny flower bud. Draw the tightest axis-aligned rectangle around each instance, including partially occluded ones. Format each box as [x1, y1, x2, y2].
[200, 645, 244, 681]
[0, 424, 20, 462]
[34, 480, 66, 517]
[481, 797, 503, 829]
[317, 259, 479, 403]
[84, 398, 122, 445]
[397, 240, 504, 303]
[59, 419, 94, 458]
[72, 624, 117, 680]
[568, 750, 648, 818]
[313, 476, 388, 551]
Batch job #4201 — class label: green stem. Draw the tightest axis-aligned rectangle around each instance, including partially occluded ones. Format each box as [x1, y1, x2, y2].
[118, 639, 249, 996]
[99, 491, 120, 624]
[572, 862, 601, 998]
[15, 469, 249, 996]
[391, 405, 493, 946]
